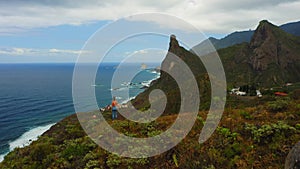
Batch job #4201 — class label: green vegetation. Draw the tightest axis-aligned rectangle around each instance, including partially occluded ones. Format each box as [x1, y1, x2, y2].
[245, 121, 297, 143]
[267, 98, 289, 112]
[239, 110, 253, 120]
[1, 98, 299, 169]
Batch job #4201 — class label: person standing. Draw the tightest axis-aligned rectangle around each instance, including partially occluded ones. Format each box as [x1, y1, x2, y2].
[111, 96, 118, 120]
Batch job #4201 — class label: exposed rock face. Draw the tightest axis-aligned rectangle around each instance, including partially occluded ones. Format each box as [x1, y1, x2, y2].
[285, 141, 300, 169]
[132, 34, 210, 113]
[169, 34, 180, 51]
[250, 20, 300, 71]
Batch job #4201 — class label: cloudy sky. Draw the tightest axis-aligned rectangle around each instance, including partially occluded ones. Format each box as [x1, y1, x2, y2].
[0, 0, 300, 63]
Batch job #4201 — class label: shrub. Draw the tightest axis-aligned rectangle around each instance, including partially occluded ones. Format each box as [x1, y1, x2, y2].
[224, 142, 242, 158]
[295, 124, 300, 130]
[106, 154, 121, 168]
[245, 121, 296, 143]
[239, 110, 253, 119]
[267, 99, 289, 112]
[217, 127, 239, 141]
[30, 143, 54, 163]
[61, 139, 90, 160]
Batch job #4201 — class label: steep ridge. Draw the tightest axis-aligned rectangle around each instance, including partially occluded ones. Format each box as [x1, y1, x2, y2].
[132, 35, 211, 112]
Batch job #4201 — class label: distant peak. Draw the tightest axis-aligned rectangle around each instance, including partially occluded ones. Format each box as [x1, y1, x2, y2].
[169, 34, 180, 50]
[250, 20, 280, 47]
[259, 20, 271, 25]
[171, 34, 176, 39]
[257, 20, 277, 29]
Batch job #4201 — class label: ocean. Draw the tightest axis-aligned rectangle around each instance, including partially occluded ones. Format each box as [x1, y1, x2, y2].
[0, 63, 160, 161]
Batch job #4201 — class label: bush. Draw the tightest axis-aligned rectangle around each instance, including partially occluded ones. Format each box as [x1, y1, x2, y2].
[296, 124, 300, 130]
[30, 143, 54, 163]
[217, 127, 239, 141]
[239, 110, 253, 119]
[267, 99, 289, 112]
[62, 139, 90, 161]
[224, 143, 242, 158]
[245, 121, 296, 143]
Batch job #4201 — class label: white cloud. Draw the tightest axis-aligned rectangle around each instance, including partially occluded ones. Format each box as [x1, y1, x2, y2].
[0, 48, 33, 55]
[131, 49, 148, 55]
[0, 0, 300, 35]
[122, 49, 166, 63]
[0, 47, 88, 56]
[49, 48, 87, 55]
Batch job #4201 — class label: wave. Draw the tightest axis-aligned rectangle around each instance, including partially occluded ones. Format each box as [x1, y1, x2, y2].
[115, 96, 122, 100]
[91, 84, 104, 87]
[121, 96, 137, 104]
[0, 123, 55, 162]
[141, 73, 160, 88]
[145, 68, 160, 74]
[109, 87, 129, 91]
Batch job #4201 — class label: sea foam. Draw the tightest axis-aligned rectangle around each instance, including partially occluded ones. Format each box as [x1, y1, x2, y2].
[0, 123, 54, 162]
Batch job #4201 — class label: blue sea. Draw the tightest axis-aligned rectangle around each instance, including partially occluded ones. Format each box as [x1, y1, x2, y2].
[0, 63, 160, 161]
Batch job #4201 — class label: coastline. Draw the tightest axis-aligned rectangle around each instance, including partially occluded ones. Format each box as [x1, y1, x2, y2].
[0, 123, 55, 162]
[0, 68, 161, 163]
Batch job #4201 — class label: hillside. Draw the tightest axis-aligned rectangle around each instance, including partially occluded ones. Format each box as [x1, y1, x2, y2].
[192, 31, 254, 52]
[281, 21, 300, 37]
[194, 20, 300, 87]
[0, 97, 300, 168]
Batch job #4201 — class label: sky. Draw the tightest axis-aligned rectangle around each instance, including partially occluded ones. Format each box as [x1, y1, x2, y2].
[0, 0, 300, 63]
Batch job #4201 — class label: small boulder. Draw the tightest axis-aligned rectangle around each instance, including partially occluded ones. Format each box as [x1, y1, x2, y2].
[285, 141, 300, 169]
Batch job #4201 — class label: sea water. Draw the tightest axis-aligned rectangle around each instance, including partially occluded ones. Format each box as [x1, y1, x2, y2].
[0, 63, 160, 161]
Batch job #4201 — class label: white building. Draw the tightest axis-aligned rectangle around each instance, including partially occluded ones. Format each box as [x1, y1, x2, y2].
[256, 90, 262, 97]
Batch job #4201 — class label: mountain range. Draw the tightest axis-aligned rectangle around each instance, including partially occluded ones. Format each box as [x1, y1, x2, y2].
[133, 20, 300, 114]
[192, 20, 300, 51]
[215, 20, 300, 87]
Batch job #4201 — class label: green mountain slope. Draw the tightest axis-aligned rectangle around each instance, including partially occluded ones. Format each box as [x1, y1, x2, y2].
[195, 20, 300, 87]
[221, 20, 300, 87]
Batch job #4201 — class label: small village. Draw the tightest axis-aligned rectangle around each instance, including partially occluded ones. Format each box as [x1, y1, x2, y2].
[229, 83, 296, 98]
